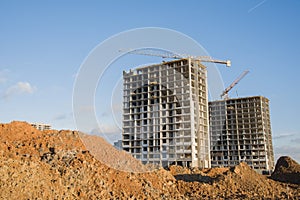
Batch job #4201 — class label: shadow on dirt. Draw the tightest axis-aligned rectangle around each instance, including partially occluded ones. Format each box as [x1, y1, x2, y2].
[174, 174, 216, 183]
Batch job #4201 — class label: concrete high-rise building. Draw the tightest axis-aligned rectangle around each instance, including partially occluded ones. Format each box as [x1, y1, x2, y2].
[122, 58, 210, 168]
[209, 96, 274, 173]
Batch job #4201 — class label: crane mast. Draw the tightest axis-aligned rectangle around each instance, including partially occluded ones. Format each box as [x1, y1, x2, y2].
[221, 70, 249, 99]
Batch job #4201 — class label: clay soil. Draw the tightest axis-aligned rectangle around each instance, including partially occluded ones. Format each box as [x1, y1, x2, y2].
[0, 121, 299, 199]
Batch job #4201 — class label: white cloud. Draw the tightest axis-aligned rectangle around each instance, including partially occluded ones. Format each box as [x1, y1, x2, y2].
[0, 69, 9, 84]
[53, 112, 73, 121]
[53, 114, 68, 120]
[0, 77, 7, 84]
[3, 81, 36, 99]
[273, 132, 296, 140]
[274, 145, 300, 164]
[291, 138, 300, 143]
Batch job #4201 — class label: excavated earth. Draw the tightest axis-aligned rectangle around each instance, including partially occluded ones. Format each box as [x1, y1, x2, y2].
[271, 156, 300, 184]
[0, 121, 299, 199]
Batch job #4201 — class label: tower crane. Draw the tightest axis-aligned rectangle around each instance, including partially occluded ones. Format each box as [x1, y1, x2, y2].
[221, 70, 249, 99]
[119, 48, 231, 67]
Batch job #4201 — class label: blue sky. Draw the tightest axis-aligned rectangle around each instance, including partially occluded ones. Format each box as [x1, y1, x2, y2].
[0, 0, 300, 162]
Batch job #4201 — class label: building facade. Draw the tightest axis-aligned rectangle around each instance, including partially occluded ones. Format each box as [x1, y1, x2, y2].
[122, 58, 210, 168]
[30, 123, 51, 131]
[209, 96, 274, 173]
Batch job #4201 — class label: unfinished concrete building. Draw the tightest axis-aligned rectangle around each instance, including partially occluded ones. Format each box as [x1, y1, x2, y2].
[122, 58, 210, 168]
[209, 96, 274, 173]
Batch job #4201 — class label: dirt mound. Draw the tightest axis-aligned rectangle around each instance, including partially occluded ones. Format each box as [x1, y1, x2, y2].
[79, 133, 155, 172]
[0, 121, 85, 160]
[271, 156, 300, 184]
[0, 121, 43, 141]
[0, 121, 178, 199]
[169, 165, 192, 175]
[0, 121, 299, 199]
[202, 166, 229, 178]
[174, 162, 283, 199]
[214, 163, 279, 198]
[168, 162, 299, 199]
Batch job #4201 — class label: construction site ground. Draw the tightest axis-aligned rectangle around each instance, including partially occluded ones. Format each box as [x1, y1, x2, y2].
[0, 121, 299, 199]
